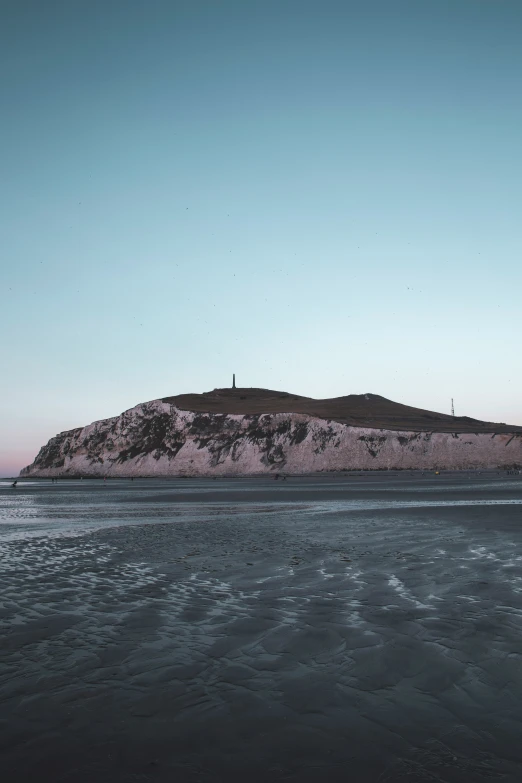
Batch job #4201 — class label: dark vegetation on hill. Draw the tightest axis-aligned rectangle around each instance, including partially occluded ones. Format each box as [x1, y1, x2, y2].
[162, 388, 521, 434]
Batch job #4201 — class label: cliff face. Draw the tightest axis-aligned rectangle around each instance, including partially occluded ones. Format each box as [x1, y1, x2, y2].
[20, 398, 522, 477]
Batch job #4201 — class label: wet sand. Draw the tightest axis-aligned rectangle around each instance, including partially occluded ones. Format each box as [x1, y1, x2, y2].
[1, 473, 522, 782]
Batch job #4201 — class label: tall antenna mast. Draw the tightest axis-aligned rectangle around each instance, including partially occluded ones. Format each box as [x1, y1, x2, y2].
[451, 398, 455, 417]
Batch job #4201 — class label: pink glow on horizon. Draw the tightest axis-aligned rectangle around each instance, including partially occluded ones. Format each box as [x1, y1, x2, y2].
[0, 452, 34, 478]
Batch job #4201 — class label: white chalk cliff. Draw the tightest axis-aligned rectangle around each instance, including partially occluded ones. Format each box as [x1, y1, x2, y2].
[20, 389, 522, 476]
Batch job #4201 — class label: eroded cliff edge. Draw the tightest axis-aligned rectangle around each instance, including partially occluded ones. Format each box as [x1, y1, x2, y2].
[20, 391, 522, 476]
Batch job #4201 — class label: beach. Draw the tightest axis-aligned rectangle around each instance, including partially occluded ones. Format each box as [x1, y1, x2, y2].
[1, 472, 522, 782]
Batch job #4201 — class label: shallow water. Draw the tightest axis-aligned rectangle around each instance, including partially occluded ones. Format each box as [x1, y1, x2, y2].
[1, 473, 522, 782]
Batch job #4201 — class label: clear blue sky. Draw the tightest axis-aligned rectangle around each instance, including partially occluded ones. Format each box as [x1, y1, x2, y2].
[1, 0, 521, 475]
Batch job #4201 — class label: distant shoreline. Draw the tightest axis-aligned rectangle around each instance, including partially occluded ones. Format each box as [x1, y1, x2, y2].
[5, 467, 520, 482]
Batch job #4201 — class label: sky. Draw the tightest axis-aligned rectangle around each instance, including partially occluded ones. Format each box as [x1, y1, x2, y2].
[1, 0, 521, 476]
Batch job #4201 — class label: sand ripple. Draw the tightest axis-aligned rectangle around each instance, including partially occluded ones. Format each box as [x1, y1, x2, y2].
[2, 476, 522, 781]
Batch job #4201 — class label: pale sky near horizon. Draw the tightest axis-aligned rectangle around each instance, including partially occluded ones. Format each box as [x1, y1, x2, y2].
[1, 0, 521, 476]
